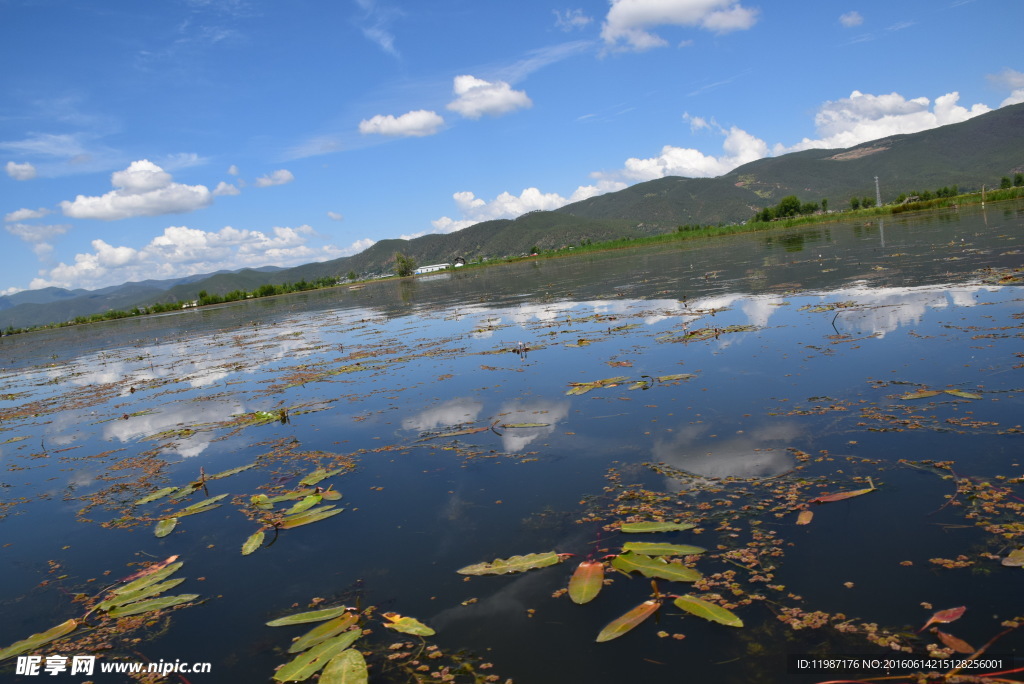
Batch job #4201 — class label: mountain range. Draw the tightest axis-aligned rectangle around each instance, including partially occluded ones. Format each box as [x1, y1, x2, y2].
[4, 102, 1023, 330]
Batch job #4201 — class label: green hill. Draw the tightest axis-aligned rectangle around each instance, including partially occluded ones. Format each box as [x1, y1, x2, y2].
[5, 102, 1023, 330]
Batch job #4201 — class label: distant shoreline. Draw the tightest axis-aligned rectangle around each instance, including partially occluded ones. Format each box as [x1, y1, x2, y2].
[3, 188, 1023, 338]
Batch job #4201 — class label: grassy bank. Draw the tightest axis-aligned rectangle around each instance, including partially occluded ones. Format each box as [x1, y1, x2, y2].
[4, 187, 1023, 338]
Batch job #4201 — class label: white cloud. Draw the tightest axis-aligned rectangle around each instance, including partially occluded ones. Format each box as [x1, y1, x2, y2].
[6, 161, 37, 180]
[161, 152, 208, 170]
[602, 0, 759, 51]
[428, 182, 624, 236]
[284, 135, 344, 160]
[447, 75, 532, 119]
[779, 90, 991, 153]
[213, 181, 240, 196]
[987, 68, 1024, 107]
[554, 8, 593, 31]
[839, 11, 863, 27]
[59, 160, 213, 220]
[327, 211, 344, 221]
[359, 109, 445, 137]
[599, 117, 770, 181]
[254, 169, 295, 187]
[5, 222, 71, 259]
[5, 207, 51, 222]
[228, 164, 240, 175]
[30, 224, 354, 290]
[355, 0, 403, 56]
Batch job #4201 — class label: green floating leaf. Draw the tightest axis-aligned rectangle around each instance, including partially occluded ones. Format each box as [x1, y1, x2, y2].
[273, 632, 362, 682]
[106, 593, 199, 617]
[456, 551, 562, 575]
[610, 552, 701, 583]
[299, 467, 345, 486]
[320, 649, 368, 684]
[206, 462, 257, 479]
[319, 489, 343, 501]
[179, 493, 229, 516]
[279, 505, 344, 529]
[900, 389, 942, 400]
[619, 521, 696, 533]
[242, 529, 265, 556]
[627, 380, 650, 391]
[0, 619, 77, 662]
[252, 494, 274, 510]
[596, 599, 660, 643]
[416, 426, 489, 441]
[98, 578, 186, 612]
[621, 542, 705, 556]
[673, 595, 743, 627]
[114, 561, 184, 597]
[170, 482, 203, 500]
[1001, 548, 1024, 567]
[656, 373, 695, 382]
[566, 376, 629, 396]
[945, 389, 982, 399]
[568, 561, 604, 605]
[284, 494, 322, 516]
[154, 517, 178, 538]
[288, 614, 358, 654]
[135, 486, 177, 506]
[383, 613, 435, 636]
[267, 606, 350, 627]
[501, 423, 550, 428]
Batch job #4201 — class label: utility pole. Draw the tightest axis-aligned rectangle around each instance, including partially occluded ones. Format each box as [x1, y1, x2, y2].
[874, 176, 881, 207]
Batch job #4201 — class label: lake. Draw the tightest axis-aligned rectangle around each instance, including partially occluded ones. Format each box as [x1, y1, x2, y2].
[1, 201, 1022, 683]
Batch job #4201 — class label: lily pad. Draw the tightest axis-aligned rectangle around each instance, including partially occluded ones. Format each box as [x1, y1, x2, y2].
[457, 551, 562, 575]
[619, 521, 696, 533]
[673, 595, 743, 627]
[267, 607, 351, 627]
[621, 541, 706, 556]
[0, 619, 77, 661]
[154, 517, 178, 538]
[610, 552, 701, 583]
[382, 612, 435, 636]
[320, 649, 368, 684]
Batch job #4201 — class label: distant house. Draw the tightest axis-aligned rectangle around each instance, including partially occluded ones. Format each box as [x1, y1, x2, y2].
[414, 263, 450, 274]
[414, 259, 465, 275]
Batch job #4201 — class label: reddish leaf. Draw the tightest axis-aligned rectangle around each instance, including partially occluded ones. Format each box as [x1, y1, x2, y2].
[595, 599, 661, 642]
[810, 487, 875, 504]
[935, 630, 974, 654]
[568, 561, 604, 605]
[918, 606, 966, 632]
[796, 510, 814, 525]
[119, 555, 179, 584]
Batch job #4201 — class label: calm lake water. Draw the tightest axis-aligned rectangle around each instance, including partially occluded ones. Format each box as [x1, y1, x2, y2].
[1, 202, 1022, 683]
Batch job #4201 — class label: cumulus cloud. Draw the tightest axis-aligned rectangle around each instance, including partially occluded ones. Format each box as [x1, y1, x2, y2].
[213, 181, 240, 196]
[839, 10, 863, 27]
[597, 116, 770, 181]
[554, 8, 593, 31]
[5, 207, 51, 222]
[987, 68, 1024, 107]
[447, 75, 532, 119]
[254, 169, 295, 187]
[59, 160, 213, 220]
[30, 224, 357, 290]
[427, 181, 625, 236]
[778, 90, 991, 153]
[227, 164, 240, 175]
[359, 110, 445, 137]
[5, 222, 71, 259]
[6, 161, 37, 180]
[602, 0, 759, 50]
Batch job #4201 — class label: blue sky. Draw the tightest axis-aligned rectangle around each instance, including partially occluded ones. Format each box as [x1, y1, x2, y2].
[2, 0, 1021, 295]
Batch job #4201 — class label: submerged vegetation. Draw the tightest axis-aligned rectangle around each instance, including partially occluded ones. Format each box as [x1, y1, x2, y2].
[0, 203, 1022, 682]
